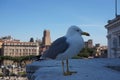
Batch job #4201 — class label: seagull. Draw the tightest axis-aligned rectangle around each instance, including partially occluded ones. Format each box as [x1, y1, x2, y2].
[40, 25, 90, 76]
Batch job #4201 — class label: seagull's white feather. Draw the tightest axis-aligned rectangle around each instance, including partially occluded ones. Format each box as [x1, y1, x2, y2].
[56, 26, 84, 59]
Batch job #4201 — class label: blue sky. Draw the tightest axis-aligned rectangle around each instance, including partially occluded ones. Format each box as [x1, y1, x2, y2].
[0, 0, 120, 45]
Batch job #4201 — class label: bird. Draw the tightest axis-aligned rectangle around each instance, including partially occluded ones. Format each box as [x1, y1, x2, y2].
[40, 25, 90, 76]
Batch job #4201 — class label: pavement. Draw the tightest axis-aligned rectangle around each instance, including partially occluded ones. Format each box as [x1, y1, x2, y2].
[26, 58, 120, 80]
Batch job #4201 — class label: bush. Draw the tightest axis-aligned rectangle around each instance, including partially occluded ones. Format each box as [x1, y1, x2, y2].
[72, 55, 81, 59]
[0, 73, 3, 77]
[9, 73, 17, 76]
[18, 71, 26, 77]
[76, 48, 95, 58]
[78, 52, 89, 58]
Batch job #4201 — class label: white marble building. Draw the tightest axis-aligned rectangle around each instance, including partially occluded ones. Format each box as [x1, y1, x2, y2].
[105, 15, 120, 58]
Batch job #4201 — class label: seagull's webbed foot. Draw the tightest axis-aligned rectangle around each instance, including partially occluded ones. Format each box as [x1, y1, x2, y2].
[64, 71, 72, 76]
[64, 71, 77, 76]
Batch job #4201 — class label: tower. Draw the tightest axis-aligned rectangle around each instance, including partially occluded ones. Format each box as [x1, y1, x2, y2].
[88, 39, 93, 48]
[42, 30, 51, 47]
[84, 39, 93, 48]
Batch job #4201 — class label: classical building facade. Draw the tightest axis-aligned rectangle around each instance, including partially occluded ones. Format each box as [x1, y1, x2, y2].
[1, 41, 39, 57]
[105, 15, 120, 58]
[0, 36, 40, 65]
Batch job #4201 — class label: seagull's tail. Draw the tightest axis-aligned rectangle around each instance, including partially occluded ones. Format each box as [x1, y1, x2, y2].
[35, 58, 44, 61]
[35, 55, 45, 61]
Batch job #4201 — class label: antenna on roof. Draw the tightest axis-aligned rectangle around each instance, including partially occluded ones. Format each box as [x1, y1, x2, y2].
[115, 0, 118, 17]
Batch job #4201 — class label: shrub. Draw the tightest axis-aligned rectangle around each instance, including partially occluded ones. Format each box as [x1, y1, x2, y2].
[18, 71, 26, 77]
[0, 73, 3, 77]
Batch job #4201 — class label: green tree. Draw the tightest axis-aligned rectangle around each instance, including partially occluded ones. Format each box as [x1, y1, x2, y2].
[77, 47, 95, 58]
[0, 55, 36, 67]
[78, 48, 89, 58]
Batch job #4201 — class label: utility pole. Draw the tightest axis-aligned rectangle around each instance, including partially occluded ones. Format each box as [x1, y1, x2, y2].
[115, 0, 118, 17]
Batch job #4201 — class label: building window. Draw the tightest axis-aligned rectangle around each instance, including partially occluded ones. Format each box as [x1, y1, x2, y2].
[113, 38, 117, 48]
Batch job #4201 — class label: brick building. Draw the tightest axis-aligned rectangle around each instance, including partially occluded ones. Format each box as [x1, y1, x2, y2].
[84, 39, 93, 48]
[40, 30, 51, 54]
[42, 30, 51, 47]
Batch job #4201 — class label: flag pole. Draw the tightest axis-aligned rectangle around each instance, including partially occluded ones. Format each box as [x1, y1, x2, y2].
[115, 0, 117, 17]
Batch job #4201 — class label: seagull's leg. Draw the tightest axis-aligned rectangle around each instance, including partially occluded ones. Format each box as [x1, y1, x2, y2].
[66, 59, 70, 73]
[64, 59, 77, 76]
[62, 60, 65, 75]
[63, 59, 72, 76]
[66, 59, 72, 75]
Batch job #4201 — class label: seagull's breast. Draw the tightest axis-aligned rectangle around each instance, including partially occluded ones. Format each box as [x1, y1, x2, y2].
[66, 35, 84, 55]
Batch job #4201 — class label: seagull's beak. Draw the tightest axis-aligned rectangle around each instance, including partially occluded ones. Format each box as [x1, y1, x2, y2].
[81, 32, 90, 36]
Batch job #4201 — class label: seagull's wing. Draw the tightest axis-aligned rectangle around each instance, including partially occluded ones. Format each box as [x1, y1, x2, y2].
[42, 36, 69, 59]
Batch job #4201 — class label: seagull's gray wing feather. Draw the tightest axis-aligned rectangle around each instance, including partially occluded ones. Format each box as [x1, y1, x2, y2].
[42, 36, 69, 59]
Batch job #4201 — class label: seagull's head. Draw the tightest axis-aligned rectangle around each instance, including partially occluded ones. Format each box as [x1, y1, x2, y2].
[66, 25, 90, 37]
